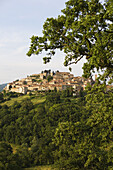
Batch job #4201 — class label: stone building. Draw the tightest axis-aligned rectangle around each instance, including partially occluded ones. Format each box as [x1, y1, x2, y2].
[4, 70, 95, 94]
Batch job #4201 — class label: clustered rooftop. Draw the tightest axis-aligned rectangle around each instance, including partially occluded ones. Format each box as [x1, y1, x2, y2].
[4, 70, 95, 94]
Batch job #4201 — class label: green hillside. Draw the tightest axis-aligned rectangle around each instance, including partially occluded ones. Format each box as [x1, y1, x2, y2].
[0, 86, 113, 169]
[1, 93, 46, 107]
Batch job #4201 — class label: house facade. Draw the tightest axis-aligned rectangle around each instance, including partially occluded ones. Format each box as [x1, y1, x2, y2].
[4, 70, 95, 94]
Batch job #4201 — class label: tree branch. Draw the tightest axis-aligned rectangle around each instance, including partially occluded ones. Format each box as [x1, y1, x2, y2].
[104, 30, 113, 33]
[67, 56, 83, 66]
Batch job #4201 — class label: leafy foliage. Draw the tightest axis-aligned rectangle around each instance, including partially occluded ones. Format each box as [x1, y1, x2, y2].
[47, 75, 53, 82]
[27, 0, 113, 83]
[0, 142, 22, 170]
[0, 93, 4, 103]
[0, 89, 113, 169]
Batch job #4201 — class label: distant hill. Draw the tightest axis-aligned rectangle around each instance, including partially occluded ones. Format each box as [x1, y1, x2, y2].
[0, 83, 7, 92]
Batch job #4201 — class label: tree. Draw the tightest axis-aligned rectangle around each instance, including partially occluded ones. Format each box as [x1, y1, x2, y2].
[54, 87, 57, 92]
[0, 142, 22, 170]
[0, 92, 3, 103]
[47, 75, 53, 82]
[52, 108, 113, 170]
[27, 0, 113, 83]
[16, 146, 32, 168]
[20, 99, 34, 112]
[45, 92, 61, 107]
[23, 81, 27, 85]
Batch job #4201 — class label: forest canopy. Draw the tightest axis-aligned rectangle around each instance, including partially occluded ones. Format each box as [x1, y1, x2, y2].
[27, 0, 113, 84]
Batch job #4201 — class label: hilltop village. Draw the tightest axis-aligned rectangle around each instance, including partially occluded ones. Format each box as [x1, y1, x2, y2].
[4, 70, 95, 95]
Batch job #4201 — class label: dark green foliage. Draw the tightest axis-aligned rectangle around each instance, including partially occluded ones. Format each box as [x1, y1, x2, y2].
[20, 98, 34, 112]
[0, 92, 3, 103]
[47, 75, 53, 82]
[0, 89, 113, 169]
[45, 92, 61, 108]
[8, 92, 19, 98]
[54, 87, 57, 92]
[47, 102, 81, 126]
[61, 87, 73, 97]
[16, 146, 32, 168]
[51, 88, 113, 169]
[0, 99, 34, 145]
[0, 142, 22, 170]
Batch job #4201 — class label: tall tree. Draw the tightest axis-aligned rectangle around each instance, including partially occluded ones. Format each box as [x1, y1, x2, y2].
[0, 142, 21, 170]
[27, 0, 113, 83]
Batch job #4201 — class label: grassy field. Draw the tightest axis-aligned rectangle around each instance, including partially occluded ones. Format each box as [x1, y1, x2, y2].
[1, 94, 46, 107]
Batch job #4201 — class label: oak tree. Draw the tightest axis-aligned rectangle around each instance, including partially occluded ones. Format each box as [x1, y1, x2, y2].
[27, 0, 113, 83]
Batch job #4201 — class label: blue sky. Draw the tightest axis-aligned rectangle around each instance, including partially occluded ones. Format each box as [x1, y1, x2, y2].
[0, 0, 104, 84]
